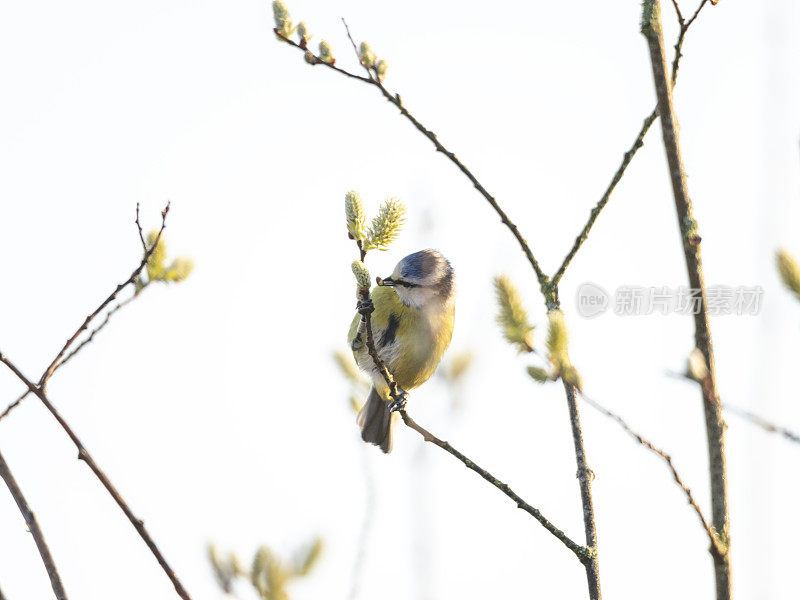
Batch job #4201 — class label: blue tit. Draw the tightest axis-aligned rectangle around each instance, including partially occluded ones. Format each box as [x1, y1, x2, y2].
[348, 249, 455, 453]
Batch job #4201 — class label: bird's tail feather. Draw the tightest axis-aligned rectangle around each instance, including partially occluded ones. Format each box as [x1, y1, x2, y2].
[356, 387, 392, 454]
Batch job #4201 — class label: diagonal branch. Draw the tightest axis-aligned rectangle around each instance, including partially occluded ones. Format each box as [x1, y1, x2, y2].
[0, 448, 69, 600]
[0, 352, 192, 600]
[580, 393, 726, 555]
[551, 0, 711, 286]
[275, 27, 550, 292]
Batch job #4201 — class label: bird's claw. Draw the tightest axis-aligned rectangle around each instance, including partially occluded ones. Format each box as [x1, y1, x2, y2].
[388, 391, 408, 413]
[357, 299, 374, 316]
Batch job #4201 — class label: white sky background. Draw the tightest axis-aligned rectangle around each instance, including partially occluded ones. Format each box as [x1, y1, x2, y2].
[0, 0, 799, 599]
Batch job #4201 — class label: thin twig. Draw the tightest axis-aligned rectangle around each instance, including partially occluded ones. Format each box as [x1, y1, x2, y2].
[552, 0, 711, 286]
[38, 203, 169, 389]
[723, 404, 800, 444]
[0, 448, 69, 600]
[580, 393, 726, 555]
[0, 357, 192, 600]
[135, 202, 148, 252]
[560, 380, 601, 598]
[641, 2, 730, 599]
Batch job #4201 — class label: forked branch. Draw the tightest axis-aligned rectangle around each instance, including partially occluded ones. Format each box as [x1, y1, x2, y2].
[0, 352, 193, 600]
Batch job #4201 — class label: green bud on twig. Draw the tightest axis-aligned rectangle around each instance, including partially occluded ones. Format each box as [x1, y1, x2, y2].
[272, 0, 295, 39]
[359, 41, 376, 67]
[776, 248, 800, 303]
[345, 190, 365, 242]
[318, 40, 335, 64]
[375, 59, 388, 80]
[297, 21, 310, 43]
[527, 366, 551, 384]
[352, 260, 371, 291]
[494, 275, 534, 353]
[546, 310, 569, 370]
[364, 197, 405, 251]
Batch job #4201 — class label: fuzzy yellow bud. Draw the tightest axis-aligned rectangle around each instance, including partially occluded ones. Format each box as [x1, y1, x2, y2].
[494, 275, 535, 353]
[345, 190, 365, 242]
[527, 366, 550, 384]
[272, 0, 294, 38]
[294, 538, 323, 576]
[145, 230, 167, 280]
[318, 40, 335, 64]
[165, 257, 194, 283]
[546, 310, 569, 370]
[545, 310, 582, 389]
[776, 248, 800, 302]
[359, 41, 376, 67]
[364, 197, 405, 251]
[297, 21, 310, 42]
[351, 260, 371, 291]
[375, 59, 388, 79]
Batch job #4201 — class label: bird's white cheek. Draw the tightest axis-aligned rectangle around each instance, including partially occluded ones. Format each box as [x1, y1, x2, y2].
[394, 287, 434, 308]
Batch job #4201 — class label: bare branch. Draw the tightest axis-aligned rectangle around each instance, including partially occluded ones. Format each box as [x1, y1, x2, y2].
[641, 2, 730, 598]
[0, 352, 193, 600]
[0, 449, 69, 600]
[580, 393, 726, 555]
[135, 202, 148, 252]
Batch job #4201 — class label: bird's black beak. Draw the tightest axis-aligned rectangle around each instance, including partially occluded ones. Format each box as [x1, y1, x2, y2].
[378, 276, 396, 287]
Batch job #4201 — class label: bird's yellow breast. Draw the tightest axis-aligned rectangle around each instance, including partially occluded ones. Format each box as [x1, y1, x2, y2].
[348, 286, 454, 391]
